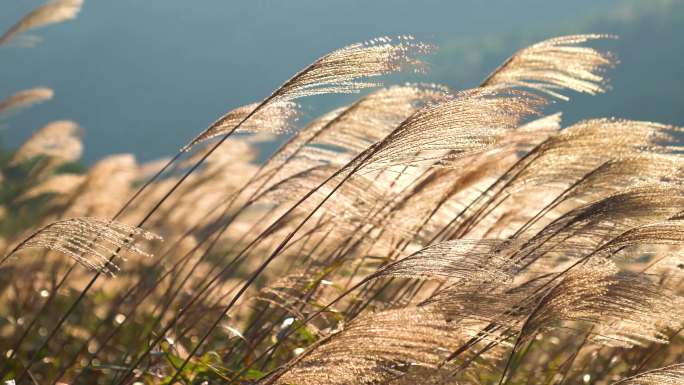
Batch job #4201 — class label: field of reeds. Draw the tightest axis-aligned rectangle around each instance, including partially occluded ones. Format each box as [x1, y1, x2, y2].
[2, 1, 684, 385]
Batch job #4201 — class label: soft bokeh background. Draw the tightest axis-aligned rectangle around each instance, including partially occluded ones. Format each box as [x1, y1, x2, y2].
[1, 0, 682, 163]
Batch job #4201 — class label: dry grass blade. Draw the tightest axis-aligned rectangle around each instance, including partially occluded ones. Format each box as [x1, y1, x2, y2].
[270, 35, 432, 103]
[360, 87, 544, 172]
[598, 220, 684, 254]
[372, 239, 516, 284]
[515, 185, 684, 265]
[309, 84, 451, 155]
[0, 87, 53, 114]
[516, 120, 678, 191]
[204, 36, 431, 161]
[523, 259, 681, 347]
[473, 121, 684, 240]
[273, 307, 465, 385]
[2, 217, 161, 275]
[427, 283, 531, 325]
[560, 155, 682, 199]
[259, 164, 384, 224]
[508, 154, 683, 239]
[502, 112, 562, 149]
[612, 363, 684, 385]
[379, 114, 561, 241]
[258, 84, 449, 193]
[483, 34, 616, 100]
[256, 268, 339, 322]
[181, 101, 299, 152]
[269, 106, 349, 165]
[181, 36, 431, 178]
[590, 272, 682, 347]
[0, 0, 83, 45]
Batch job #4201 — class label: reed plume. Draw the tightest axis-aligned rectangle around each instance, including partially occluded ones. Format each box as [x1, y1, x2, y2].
[12, 120, 83, 166]
[612, 364, 684, 385]
[0, 0, 83, 45]
[482, 34, 616, 100]
[181, 101, 299, 152]
[0, 87, 53, 114]
[1, 217, 160, 275]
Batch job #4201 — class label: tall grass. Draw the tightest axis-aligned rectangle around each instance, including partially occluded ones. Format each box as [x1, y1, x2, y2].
[1, 3, 684, 385]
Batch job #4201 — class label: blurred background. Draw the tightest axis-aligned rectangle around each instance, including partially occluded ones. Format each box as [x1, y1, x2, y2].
[1, 0, 682, 164]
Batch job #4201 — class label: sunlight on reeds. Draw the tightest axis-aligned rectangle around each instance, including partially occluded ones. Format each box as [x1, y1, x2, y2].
[1, 7, 684, 384]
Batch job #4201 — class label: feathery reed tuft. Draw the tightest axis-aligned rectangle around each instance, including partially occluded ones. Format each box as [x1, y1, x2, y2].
[181, 101, 300, 152]
[0, 87, 53, 114]
[482, 34, 616, 100]
[0, 0, 83, 45]
[2, 217, 160, 275]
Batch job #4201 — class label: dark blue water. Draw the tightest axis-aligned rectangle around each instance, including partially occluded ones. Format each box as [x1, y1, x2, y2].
[1, 0, 682, 163]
